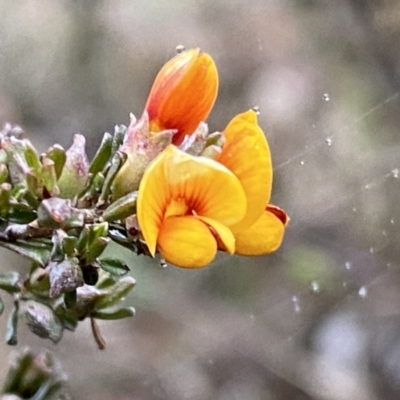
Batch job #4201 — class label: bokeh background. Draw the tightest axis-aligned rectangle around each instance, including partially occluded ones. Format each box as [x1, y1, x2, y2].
[1, 0, 400, 399]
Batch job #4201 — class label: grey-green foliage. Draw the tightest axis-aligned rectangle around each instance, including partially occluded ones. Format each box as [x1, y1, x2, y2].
[0, 124, 140, 348]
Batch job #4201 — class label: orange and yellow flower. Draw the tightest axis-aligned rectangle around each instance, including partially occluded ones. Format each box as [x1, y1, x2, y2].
[144, 48, 219, 145]
[137, 110, 288, 268]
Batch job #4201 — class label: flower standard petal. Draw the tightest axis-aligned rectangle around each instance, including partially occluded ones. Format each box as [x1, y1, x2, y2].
[234, 207, 287, 256]
[217, 110, 273, 233]
[137, 145, 247, 257]
[158, 216, 217, 268]
[163, 147, 247, 226]
[145, 48, 219, 145]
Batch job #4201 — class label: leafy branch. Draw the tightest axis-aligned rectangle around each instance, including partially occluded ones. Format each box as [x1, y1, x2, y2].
[0, 124, 139, 348]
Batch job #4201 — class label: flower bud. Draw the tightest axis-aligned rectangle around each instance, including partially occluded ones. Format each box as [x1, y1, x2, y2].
[57, 134, 89, 199]
[145, 48, 218, 145]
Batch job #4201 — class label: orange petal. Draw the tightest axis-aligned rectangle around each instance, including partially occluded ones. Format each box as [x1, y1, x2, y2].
[217, 110, 272, 233]
[234, 208, 286, 256]
[145, 48, 219, 145]
[197, 216, 235, 254]
[137, 145, 247, 256]
[158, 216, 217, 268]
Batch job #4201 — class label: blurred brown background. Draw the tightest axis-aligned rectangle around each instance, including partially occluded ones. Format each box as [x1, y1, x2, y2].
[2, 0, 400, 399]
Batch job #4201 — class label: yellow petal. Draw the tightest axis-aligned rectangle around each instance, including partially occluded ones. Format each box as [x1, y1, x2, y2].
[137, 145, 247, 256]
[217, 110, 272, 233]
[145, 48, 219, 145]
[197, 216, 235, 254]
[234, 208, 285, 256]
[158, 216, 217, 268]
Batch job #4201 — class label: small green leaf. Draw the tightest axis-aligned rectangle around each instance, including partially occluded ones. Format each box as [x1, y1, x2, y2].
[7, 203, 36, 224]
[29, 266, 50, 297]
[0, 272, 21, 293]
[89, 132, 113, 176]
[92, 306, 135, 320]
[98, 258, 130, 276]
[57, 134, 89, 199]
[48, 258, 84, 298]
[0, 163, 9, 184]
[64, 289, 77, 309]
[41, 157, 59, 196]
[24, 142, 42, 174]
[0, 182, 11, 216]
[46, 144, 66, 179]
[97, 152, 126, 206]
[76, 226, 90, 253]
[95, 274, 116, 289]
[0, 241, 50, 266]
[111, 125, 127, 154]
[84, 236, 110, 264]
[19, 300, 63, 343]
[95, 276, 136, 309]
[102, 191, 137, 222]
[89, 172, 105, 196]
[0, 296, 4, 315]
[10, 184, 26, 200]
[37, 198, 76, 228]
[88, 222, 109, 244]
[6, 307, 18, 345]
[61, 235, 77, 257]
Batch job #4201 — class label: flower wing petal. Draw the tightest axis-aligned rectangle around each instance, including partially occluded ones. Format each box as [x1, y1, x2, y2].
[234, 207, 286, 256]
[158, 216, 217, 268]
[217, 110, 273, 233]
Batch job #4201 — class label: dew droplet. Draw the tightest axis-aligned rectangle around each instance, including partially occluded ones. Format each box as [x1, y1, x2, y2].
[291, 296, 300, 313]
[365, 184, 371, 190]
[325, 137, 332, 146]
[391, 218, 395, 225]
[392, 168, 399, 178]
[369, 247, 374, 254]
[345, 261, 352, 270]
[300, 160, 305, 166]
[252, 105, 260, 115]
[358, 286, 367, 298]
[310, 280, 320, 293]
[160, 259, 168, 268]
[382, 230, 387, 236]
[323, 93, 330, 101]
[175, 44, 185, 53]
[352, 207, 357, 213]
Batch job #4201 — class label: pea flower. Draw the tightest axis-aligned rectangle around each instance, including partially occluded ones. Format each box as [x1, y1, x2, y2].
[145, 48, 219, 145]
[137, 110, 288, 268]
[112, 48, 219, 198]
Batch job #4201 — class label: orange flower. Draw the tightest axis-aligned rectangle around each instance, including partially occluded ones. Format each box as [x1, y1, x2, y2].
[137, 145, 247, 268]
[136, 110, 288, 268]
[144, 48, 219, 145]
